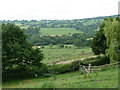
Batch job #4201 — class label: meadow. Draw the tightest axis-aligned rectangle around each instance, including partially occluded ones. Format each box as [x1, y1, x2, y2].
[3, 64, 118, 88]
[39, 45, 94, 64]
[40, 28, 83, 36]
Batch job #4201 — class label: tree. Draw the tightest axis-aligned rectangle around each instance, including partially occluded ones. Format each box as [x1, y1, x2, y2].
[91, 22, 107, 55]
[104, 17, 120, 62]
[73, 39, 82, 48]
[2, 23, 43, 71]
[91, 17, 120, 63]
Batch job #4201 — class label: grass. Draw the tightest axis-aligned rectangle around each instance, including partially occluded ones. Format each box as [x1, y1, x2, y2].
[40, 28, 83, 36]
[40, 45, 93, 64]
[3, 65, 118, 88]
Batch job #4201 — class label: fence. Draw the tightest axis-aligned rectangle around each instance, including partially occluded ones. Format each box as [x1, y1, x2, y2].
[78, 61, 120, 73]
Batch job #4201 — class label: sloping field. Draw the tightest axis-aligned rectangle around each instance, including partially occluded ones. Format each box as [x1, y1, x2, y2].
[40, 28, 83, 36]
[3, 65, 118, 88]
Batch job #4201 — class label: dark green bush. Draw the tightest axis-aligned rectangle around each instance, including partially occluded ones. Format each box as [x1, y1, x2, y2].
[80, 55, 110, 66]
[47, 55, 110, 75]
[48, 64, 71, 74]
[3, 55, 110, 81]
[3, 64, 49, 81]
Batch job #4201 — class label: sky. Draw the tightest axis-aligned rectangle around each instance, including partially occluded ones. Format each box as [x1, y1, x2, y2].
[0, 0, 119, 20]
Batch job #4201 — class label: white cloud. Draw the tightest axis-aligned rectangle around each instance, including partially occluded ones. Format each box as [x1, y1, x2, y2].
[0, 0, 119, 20]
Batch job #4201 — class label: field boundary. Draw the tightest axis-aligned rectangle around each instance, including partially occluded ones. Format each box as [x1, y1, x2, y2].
[48, 55, 97, 65]
[78, 61, 120, 74]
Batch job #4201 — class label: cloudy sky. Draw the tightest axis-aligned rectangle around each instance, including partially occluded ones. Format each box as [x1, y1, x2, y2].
[0, 0, 119, 20]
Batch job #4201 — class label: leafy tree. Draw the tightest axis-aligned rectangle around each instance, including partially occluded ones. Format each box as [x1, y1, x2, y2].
[2, 23, 43, 71]
[72, 33, 87, 47]
[104, 18, 120, 62]
[91, 22, 107, 55]
[73, 39, 82, 48]
[91, 17, 120, 62]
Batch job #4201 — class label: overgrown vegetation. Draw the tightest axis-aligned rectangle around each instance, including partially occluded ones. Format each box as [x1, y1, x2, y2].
[2, 16, 119, 88]
[91, 17, 120, 63]
[2, 23, 44, 81]
[3, 64, 118, 88]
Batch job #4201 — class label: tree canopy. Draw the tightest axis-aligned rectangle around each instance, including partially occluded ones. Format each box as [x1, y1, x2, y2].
[91, 22, 107, 55]
[2, 23, 43, 71]
[104, 18, 120, 62]
[91, 17, 120, 63]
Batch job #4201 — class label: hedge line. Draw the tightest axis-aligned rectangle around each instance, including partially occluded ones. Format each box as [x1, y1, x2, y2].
[47, 55, 110, 75]
[3, 55, 110, 81]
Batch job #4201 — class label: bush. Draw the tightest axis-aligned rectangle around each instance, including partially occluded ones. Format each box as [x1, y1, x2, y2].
[41, 46, 44, 48]
[59, 44, 64, 48]
[47, 55, 110, 75]
[48, 64, 71, 74]
[3, 64, 49, 81]
[26, 64, 49, 76]
[80, 55, 110, 66]
[65, 46, 68, 48]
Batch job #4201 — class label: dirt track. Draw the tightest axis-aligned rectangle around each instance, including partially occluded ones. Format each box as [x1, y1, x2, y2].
[48, 56, 97, 65]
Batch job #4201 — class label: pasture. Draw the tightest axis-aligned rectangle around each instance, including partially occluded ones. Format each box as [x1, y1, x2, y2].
[40, 28, 83, 36]
[3, 65, 118, 88]
[40, 45, 94, 64]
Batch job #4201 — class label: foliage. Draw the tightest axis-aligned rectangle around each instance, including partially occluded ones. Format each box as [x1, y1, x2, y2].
[3, 64, 118, 88]
[23, 26, 41, 46]
[91, 22, 107, 55]
[103, 17, 120, 62]
[79, 55, 110, 66]
[48, 55, 110, 75]
[2, 23, 44, 73]
[91, 17, 120, 62]
[59, 44, 64, 48]
[73, 39, 82, 48]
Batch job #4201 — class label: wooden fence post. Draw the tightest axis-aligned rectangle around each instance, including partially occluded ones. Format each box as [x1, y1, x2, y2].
[88, 63, 91, 73]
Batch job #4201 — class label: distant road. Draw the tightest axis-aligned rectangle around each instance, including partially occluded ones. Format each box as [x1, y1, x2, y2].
[48, 55, 97, 65]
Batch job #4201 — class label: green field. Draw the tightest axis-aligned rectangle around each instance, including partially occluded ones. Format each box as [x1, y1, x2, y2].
[3, 65, 118, 88]
[40, 45, 93, 64]
[40, 28, 83, 36]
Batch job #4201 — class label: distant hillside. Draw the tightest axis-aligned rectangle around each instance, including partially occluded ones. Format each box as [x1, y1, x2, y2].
[1, 15, 119, 46]
[0, 15, 118, 36]
[40, 28, 83, 36]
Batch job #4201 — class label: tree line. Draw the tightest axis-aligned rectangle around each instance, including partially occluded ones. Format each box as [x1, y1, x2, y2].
[91, 17, 120, 63]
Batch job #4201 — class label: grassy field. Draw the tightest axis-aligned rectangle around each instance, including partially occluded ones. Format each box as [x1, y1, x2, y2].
[40, 28, 83, 36]
[40, 45, 93, 64]
[3, 65, 118, 88]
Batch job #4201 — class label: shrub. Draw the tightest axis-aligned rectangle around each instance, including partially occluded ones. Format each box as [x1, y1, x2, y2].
[3, 64, 49, 81]
[47, 55, 110, 75]
[41, 46, 44, 48]
[78, 55, 110, 66]
[65, 46, 68, 48]
[59, 44, 64, 48]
